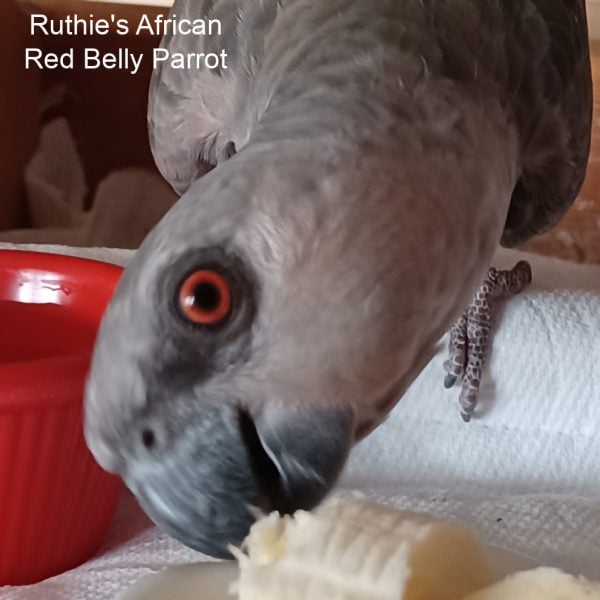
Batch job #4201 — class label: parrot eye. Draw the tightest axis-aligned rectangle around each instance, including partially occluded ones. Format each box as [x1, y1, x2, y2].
[178, 270, 232, 326]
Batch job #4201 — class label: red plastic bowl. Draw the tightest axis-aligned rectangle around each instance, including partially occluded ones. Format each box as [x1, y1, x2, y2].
[0, 250, 124, 585]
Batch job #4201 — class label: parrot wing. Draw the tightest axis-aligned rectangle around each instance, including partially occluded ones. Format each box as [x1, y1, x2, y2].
[501, 0, 592, 246]
[147, 0, 282, 195]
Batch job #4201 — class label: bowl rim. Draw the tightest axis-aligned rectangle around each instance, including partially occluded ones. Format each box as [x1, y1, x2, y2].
[0, 249, 123, 283]
[0, 250, 123, 411]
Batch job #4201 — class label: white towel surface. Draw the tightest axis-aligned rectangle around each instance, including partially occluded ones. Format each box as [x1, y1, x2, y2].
[1, 243, 599, 599]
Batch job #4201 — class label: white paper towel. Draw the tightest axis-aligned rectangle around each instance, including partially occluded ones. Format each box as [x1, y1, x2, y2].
[1, 243, 599, 599]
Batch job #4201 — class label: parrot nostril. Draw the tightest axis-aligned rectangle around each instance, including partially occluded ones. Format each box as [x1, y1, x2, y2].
[141, 428, 156, 449]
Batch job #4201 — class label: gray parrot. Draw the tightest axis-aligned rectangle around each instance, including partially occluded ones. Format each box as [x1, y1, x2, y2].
[84, 0, 592, 558]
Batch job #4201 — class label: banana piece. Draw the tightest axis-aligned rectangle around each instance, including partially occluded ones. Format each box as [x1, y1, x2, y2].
[464, 567, 600, 599]
[231, 499, 493, 600]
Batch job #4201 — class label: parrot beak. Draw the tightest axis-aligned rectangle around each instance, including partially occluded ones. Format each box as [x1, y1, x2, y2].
[116, 402, 355, 558]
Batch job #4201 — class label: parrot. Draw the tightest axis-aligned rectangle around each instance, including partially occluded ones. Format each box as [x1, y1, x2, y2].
[83, 0, 592, 559]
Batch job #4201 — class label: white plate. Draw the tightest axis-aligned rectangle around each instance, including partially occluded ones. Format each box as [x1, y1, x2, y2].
[122, 545, 538, 600]
[122, 561, 237, 600]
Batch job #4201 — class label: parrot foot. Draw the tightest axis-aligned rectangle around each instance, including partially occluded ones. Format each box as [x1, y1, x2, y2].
[444, 260, 532, 421]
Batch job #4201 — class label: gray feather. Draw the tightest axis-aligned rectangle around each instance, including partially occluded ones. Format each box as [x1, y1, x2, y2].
[148, 0, 286, 194]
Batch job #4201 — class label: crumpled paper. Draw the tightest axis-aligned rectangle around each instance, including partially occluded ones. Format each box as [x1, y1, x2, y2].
[0, 119, 176, 248]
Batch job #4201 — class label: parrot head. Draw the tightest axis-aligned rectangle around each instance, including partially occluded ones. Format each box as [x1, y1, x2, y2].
[84, 151, 444, 558]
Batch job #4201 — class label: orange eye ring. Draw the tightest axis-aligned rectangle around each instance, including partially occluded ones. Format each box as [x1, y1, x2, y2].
[178, 270, 232, 326]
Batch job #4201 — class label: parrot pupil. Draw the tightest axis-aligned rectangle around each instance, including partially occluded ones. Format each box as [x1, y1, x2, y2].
[193, 282, 221, 313]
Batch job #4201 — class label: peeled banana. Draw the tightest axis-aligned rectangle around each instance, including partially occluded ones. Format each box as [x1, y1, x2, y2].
[463, 567, 600, 600]
[232, 499, 494, 600]
[232, 499, 600, 600]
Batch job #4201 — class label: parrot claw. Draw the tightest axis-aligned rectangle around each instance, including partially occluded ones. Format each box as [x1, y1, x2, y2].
[444, 261, 533, 420]
[460, 412, 472, 423]
[444, 374, 458, 389]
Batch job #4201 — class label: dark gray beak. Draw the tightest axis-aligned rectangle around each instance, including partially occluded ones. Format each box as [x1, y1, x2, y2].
[120, 403, 355, 558]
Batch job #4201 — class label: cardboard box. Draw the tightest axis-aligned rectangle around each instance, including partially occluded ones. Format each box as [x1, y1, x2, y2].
[0, 0, 168, 231]
[0, 0, 41, 230]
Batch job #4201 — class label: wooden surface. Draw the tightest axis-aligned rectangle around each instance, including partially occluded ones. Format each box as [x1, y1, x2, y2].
[0, 0, 41, 230]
